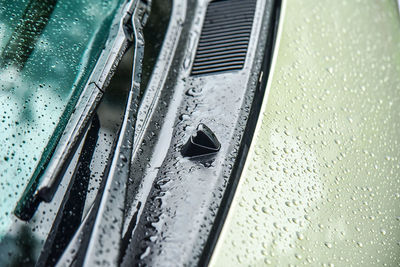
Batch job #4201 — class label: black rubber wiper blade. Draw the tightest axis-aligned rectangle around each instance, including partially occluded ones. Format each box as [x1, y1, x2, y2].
[55, 1, 149, 266]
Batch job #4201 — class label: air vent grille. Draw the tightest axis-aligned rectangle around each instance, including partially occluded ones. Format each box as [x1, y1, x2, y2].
[191, 0, 257, 75]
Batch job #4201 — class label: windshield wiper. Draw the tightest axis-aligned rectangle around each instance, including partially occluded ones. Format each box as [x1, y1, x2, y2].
[14, 0, 139, 221]
[52, 1, 150, 265]
[79, 2, 148, 265]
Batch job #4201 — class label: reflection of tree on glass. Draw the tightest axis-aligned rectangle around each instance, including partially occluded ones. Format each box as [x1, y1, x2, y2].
[0, 0, 57, 128]
[0, 0, 123, 247]
[0, 225, 39, 266]
[1, 0, 57, 70]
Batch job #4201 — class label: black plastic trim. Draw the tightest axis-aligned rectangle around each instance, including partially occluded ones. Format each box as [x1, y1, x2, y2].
[198, 0, 282, 265]
[191, 0, 257, 75]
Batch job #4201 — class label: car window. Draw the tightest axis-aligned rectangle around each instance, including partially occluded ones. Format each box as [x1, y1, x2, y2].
[0, 0, 123, 240]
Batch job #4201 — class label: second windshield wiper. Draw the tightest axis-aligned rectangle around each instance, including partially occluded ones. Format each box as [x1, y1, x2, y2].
[81, 1, 148, 265]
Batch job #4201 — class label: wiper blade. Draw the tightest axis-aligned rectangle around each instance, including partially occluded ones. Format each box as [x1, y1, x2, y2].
[81, 1, 148, 265]
[48, 1, 149, 266]
[14, 0, 138, 220]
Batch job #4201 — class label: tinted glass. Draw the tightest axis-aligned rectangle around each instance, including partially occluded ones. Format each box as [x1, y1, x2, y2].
[0, 0, 122, 239]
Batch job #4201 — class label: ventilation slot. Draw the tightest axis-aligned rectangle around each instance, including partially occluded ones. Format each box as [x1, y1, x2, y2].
[191, 0, 257, 75]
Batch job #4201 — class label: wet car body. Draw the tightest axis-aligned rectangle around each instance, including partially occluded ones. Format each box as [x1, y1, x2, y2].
[0, 0, 399, 266]
[210, 1, 400, 266]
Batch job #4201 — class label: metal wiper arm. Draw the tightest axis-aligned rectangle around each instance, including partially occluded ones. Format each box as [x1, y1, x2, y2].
[14, 0, 140, 220]
[56, 1, 150, 266]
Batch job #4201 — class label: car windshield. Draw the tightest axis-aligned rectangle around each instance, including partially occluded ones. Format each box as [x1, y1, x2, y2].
[0, 0, 123, 239]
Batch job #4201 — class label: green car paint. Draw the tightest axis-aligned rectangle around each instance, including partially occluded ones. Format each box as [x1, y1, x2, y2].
[210, 0, 400, 266]
[0, 0, 122, 239]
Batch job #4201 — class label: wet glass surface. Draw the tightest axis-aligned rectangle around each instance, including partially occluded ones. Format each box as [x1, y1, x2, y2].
[0, 0, 122, 239]
[0, 44, 133, 267]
